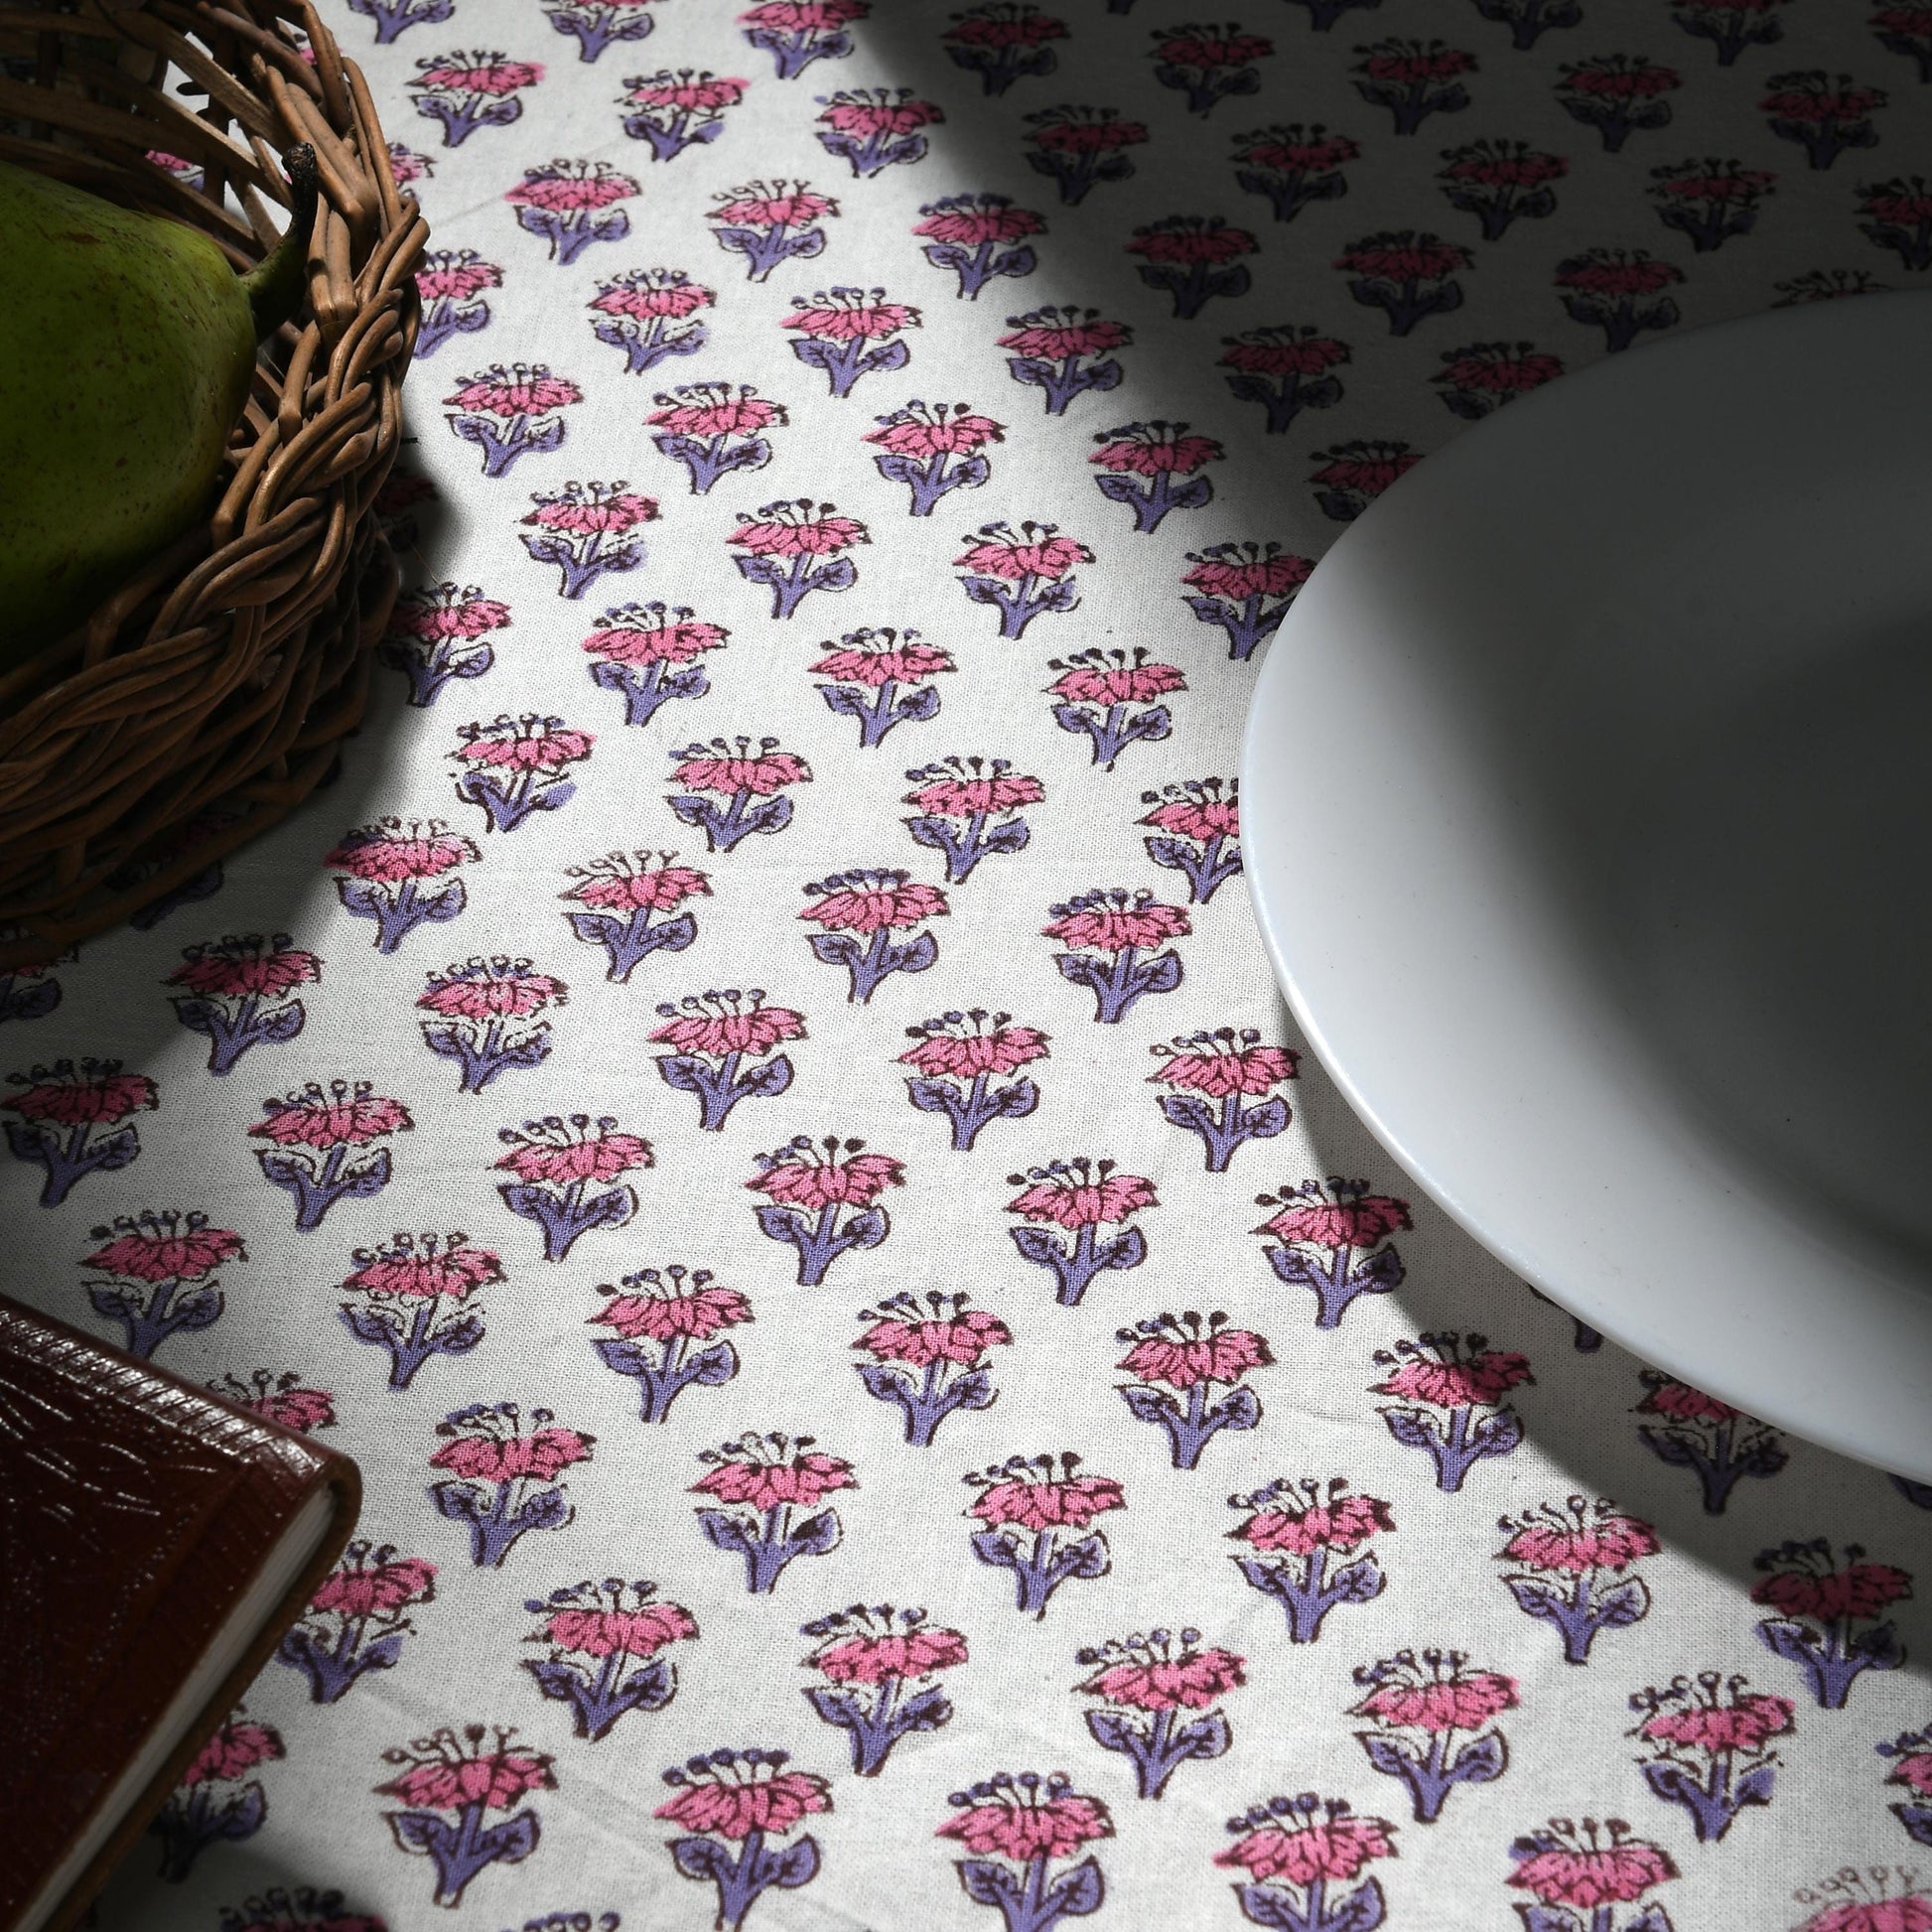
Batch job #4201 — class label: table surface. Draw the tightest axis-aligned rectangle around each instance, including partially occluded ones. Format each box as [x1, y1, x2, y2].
[11, 2, 1932, 1927]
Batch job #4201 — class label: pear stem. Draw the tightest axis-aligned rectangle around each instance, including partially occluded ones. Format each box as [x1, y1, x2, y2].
[242, 143, 318, 342]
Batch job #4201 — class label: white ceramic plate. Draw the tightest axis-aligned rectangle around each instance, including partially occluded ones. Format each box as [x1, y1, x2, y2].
[1242, 291, 1932, 1482]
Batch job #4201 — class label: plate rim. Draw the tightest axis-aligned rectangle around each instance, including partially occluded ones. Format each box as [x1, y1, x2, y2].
[1240, 290, 1932, 1484]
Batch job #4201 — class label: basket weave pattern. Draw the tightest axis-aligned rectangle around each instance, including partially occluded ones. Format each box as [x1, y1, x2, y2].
[0, 0, 427, 965]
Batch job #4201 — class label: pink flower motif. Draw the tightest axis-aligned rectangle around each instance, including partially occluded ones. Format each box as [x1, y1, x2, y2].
[1255, 1179, 1410, 1248]
[1006, 1159, 1156, 1229]
[1126, 215, 1257, 265]
[710, 181, 839, 228]
[1220, 323, 1352, 377]
[229, 1376, 337, 1433]
[898, 1012, 1049, 1077]
[997, 308, 1133, 357]
[865, 403, 1005, 458]
[1439, 143, 1568, 189]
[345, 1233, 503, 1301]
[729, 498, 869, 557]
[312, 1550, 438, 1618]
[1369, 1335, 1530, 1410]
[523, 481, 660, 534]
[903, 768, 1043, 816]
[168, 934, 321, 999]
[1356, 39, 1477, 82]
[1235, 126, 1360, 171]
[649, 990, 806, 1055]
[493, 1116, 652, 1185]
[799, 871, 947, 934]
[1498, 1497, 1660, 1575]
[540, 1600, 698, 1658]
[590, 268, 715, 321]
[506, 159, 639, 213]
[625, 70, 751, 111]
[184, 1721, 284, 1786]
[327, 817, 481, 884]
[1350, 1652, 1519, 1733]
[430, 1411, 595, 1484]
[1861, 179, 1932, 224]
[945, 4, 1069, 49]
[690, 1433, 857, 1512]
[913, 194, 1046, 246]
[594, 1266, 753, 1341]
[1805, 1902, 1932, 1932]
[387, 586, 512, 645]
[1150, 1031, 1295, 1097]
[1507, 1819, 1676, 1908]
[1649, 159, 1777, 203]
[417, 249, 503, 302]
[1042, 889, 1190, 952]
[1233, 1479, 1394, 1555]
[1435, 344, 1565, 396]
[653, 1755, 831, 1840]
[250, 1081, 412, 1150]
[955, 522, 1090, 581]
[454, 714, 594, 770]
[376, 1728, 555, 1813]
[966, 1454, 1125, 1531]
[1044, 653, 1186, 707]
[1635, 1374, 1742, 1424]
[1891, 1754, 1932, 1797]
[84, 1211, 244, 1283]
[1155, 27, 1274, 65]
[583, 603, 728, 666]
[647, 384, 784, 437]
[817, 87, 944, 137]
[809, 1615, 970, 1684]
[1751, 1542, 1913, 1621]
[856, 1292, 1013, 1366]
[1116, 1311, 1272, 1389]
[388, 143, 432, 186]
[1309, 442, 1424, 495]
[1554, 248, 1685, 297]
[748, 1136, 904, 1206]
[1632, 1676, 1792, 1754]
[810, 625, 954, 686]
[563, 851, 713, 912]
[1025, 107, 1148, 156]
[784, 286, 920, 339]
[740, 0, 867, 25]
[671, 741, 810, 794]
[1559, 55, 1680, 99]
[1144, 784, 1236, 846]
[1334, 232, 1471, 281]
[937, 1776, 1114, 1862]
[417, 957, 567, 1022]
[1760, 77, 1888, 119]
[1090, 420, 1222, 476]
[1077, 1634, 1246, 1713]
[444, 362, 581, 416]
[4, 1058, 156, 1125]
[1215, 1796, 1395, 1883]
[413, 52, 544, 94]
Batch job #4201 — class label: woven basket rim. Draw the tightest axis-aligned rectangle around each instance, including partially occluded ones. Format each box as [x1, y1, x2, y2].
[0, 0, 425, 967]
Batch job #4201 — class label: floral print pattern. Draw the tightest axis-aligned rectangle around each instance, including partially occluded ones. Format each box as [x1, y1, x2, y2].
[11, 2, 1929, 1926]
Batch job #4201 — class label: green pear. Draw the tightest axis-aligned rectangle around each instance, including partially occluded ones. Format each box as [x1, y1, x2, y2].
[0, 145, 318, 670]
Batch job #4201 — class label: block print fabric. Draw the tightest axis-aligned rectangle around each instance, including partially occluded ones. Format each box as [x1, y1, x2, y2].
[7, 0, 1932, 1927]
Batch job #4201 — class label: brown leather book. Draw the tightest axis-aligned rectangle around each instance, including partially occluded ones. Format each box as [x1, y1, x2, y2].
[0, 1294, 360, 1932]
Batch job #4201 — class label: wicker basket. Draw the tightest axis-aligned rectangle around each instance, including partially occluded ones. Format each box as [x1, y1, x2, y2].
[0, 0, 426, 966]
